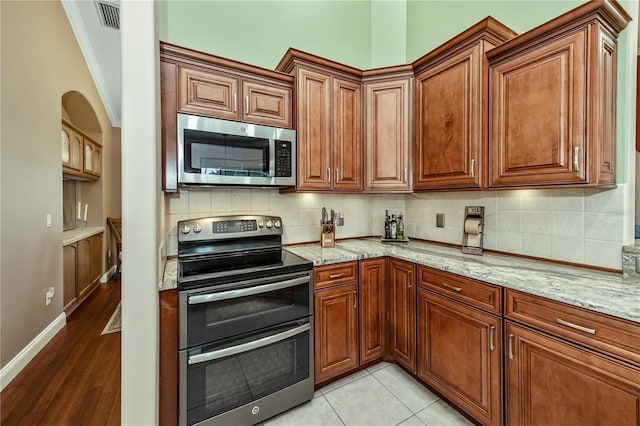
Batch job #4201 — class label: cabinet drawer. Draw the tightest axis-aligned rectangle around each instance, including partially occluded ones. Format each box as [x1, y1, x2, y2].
[505, 289, 640, 366]
[417, 266, 501, 315]
[314, 262, 358, 289]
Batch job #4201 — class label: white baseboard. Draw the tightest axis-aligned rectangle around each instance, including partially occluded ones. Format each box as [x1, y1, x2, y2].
[0, 313, 67, 391]
[100, 265, 118, 283]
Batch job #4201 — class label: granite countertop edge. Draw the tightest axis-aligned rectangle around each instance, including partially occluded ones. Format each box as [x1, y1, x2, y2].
[63, 227, 106, 246]
[161, 238, 640, 324]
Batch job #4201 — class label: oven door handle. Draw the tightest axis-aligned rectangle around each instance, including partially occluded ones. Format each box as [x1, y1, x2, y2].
[188, 322, 311, 365]
[187, 275, 310, 304]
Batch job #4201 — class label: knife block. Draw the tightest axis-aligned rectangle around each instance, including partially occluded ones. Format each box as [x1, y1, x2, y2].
[321, 224, 335, 248]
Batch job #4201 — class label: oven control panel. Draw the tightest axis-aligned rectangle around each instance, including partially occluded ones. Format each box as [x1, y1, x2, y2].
[178, 215, 283, 242]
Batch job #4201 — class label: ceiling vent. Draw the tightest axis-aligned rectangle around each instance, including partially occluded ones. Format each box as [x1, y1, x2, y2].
[95, 1, 120, 30]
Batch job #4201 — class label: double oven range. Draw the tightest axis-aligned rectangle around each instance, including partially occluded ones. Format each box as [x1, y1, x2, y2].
[177, 215, 314, 426]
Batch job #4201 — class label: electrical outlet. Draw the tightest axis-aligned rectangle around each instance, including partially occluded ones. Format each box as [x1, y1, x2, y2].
[45, 287, 55, 306]
[436, 213, 445, 228]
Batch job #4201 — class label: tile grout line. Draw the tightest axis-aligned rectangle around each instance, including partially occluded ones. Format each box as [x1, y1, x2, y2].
[369, 368, 421, 417]
[320, 393, 347, 426]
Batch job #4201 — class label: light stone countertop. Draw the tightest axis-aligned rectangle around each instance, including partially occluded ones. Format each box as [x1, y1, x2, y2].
[63, 227, 105, 246]
[286, 238, 640, 324]
[160, 238, 640, 324]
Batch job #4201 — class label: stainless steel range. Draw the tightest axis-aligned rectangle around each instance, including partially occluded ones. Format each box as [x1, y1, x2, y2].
[177, 215, 314, 426]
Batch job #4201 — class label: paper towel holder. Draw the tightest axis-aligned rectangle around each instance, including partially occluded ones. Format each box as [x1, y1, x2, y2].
[462, 206, 485, 255]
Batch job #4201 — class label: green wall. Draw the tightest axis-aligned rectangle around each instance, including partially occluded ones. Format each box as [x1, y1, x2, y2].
[159, 1, 372, 70]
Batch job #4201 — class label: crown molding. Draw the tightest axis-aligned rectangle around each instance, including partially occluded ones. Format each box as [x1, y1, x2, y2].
[61, 0, 121, 127]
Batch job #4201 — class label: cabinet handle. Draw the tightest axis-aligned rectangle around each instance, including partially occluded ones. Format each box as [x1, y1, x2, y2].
[470, 159, 475, 178]
[508, 334, 514, 360]
[336, 168, 340, 182]
[327, 168, 331, 184]
[489, 325, 495, 351]
[556, 318, 596, 334]
[442, 282, 462, 292]
[353, 290, 357, 309]
[233, 94, 237, 112]
[245, 95, 249, 114]
[574, 147, 580, 172]
[328, 273, 344, 279]
[404, 167, 408, 183]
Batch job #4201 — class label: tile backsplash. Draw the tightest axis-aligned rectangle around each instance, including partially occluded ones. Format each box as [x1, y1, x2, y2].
[164, 188, 405, 256]
[165, 185, 630, 270]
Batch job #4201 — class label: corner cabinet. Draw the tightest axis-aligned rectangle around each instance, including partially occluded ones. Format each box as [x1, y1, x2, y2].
[276, 49, 362, 192]
[62, 120, 101, 181]
[359, 258, 387, 363]
[413, 18, 516, 191]
[363, 68, 413, 192]
[160, 42, 294, 191]
[487, 1, 631, 189]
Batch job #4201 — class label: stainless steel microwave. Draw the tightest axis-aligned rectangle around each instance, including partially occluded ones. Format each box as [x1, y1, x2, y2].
[177, 114, 296, 187]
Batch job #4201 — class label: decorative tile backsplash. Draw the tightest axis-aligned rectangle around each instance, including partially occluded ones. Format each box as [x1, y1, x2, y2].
[165, 184, 630, 270]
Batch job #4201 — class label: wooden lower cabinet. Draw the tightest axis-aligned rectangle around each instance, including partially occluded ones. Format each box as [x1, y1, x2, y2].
[505, 321, 640, 426]
[359, 258, 387, 363]
[389, 259, 416, 372]
[159, 289, 178, 426]
[314, 282, 359, 383]
[63, 233, 103, 314]
[418, 289, 502, 426]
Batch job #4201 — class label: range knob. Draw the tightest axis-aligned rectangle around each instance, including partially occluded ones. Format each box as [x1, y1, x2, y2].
[274, 219, 281, 229]
[258, 220, 264, 228]
[266, 220, 273, 228]
[180, 224, 191, 234]
[193, 224, 202, 233]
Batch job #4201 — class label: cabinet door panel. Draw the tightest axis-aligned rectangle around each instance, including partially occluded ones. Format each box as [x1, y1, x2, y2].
[315, 283, 358, 383]
[333, 78, 362, 191]
[296, 68, 332, 190]
[359, 258, 387, 363]
[63, 245, 77, 310]
[364, 78, 412, 191]
[506, 322, 640, 426]
[178, 66, 239, 120]
[415, 44, 482, 189]
[418, 289, 502, 426]
[77, 238, 92, 297]
[490, 29, 587, 187]
[242, 80, 291, 128]
[90, 233, 102, 284]
[389, 259, 416, 372]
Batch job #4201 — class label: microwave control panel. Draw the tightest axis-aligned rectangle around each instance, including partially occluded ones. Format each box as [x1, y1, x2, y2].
[275, 141, 292, 177]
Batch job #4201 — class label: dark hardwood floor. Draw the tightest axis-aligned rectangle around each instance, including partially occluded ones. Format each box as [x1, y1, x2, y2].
[1, 280, 121, 426]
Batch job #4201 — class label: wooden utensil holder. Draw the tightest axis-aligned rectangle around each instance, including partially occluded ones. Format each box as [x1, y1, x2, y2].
[321, 224, 335, 247]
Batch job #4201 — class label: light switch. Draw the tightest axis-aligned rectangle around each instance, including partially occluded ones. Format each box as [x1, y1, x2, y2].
[46, 214, 52, 228]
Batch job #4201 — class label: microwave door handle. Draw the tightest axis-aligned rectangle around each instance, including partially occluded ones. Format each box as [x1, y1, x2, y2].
[188, 323, 311, 365]
[188, 275, 310, 304]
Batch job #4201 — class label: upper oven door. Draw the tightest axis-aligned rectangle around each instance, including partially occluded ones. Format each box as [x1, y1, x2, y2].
[177, 114, 296, 186]
[179, 271, 312, 350]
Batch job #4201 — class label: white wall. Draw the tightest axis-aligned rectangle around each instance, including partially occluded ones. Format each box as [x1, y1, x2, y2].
[120, 1, 158, 424]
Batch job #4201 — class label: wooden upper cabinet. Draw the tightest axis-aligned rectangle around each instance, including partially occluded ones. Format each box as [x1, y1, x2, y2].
[487, 1, 630, 189]
[333, 78, 362, 191]
[242, 79, 291, 128]
[178, 66, 238, 120]
[62, 119, 101, 181]
[294, 67, 332, 190]
[277, 49, 362, 192]
[413, 18, 517, 191]
[363, 68, 413, 192]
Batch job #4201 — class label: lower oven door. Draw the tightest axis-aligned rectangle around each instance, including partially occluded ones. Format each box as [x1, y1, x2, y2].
[179, 272, 311, 349]
[180, 318, 313, 426]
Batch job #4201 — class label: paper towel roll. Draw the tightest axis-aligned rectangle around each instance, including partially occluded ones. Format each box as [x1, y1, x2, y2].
[464, 218, 482, 247]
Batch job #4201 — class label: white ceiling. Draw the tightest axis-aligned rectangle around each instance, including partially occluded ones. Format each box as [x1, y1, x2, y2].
[62, 0, 121, 127]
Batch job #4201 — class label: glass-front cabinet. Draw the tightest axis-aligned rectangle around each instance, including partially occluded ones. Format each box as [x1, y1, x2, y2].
[62, 119, 101, 180]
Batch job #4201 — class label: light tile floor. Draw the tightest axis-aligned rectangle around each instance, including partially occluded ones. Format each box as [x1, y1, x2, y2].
[264, 362, 474, 426]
